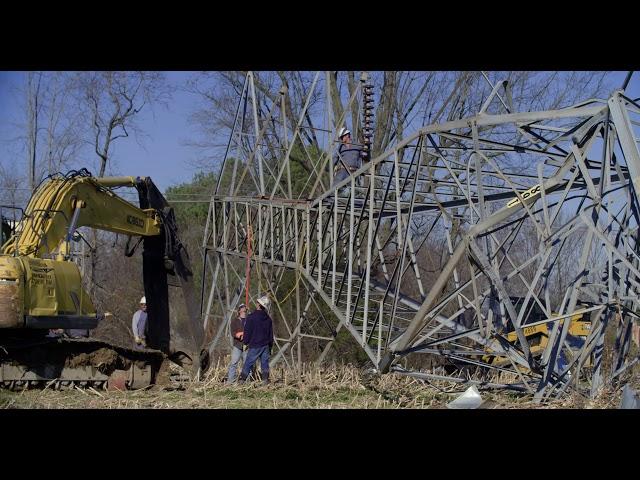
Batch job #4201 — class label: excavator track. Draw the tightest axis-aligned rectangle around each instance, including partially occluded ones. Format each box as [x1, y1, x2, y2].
[0, 335, 167, 391]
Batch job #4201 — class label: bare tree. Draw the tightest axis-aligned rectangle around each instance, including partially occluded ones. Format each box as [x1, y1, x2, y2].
[41, 72, 86, 175]
[0, 163, 27, 211]
[185, 71, 321, 175]
[186, 71, 612, 172]
[7, 72, 88, 194]
[25, 72, 43, 193]
[72, 71, 173, 177]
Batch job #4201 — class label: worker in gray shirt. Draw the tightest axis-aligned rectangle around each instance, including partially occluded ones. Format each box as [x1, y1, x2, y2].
[131, 296, 148, 349]
[333, 128, 363, 192]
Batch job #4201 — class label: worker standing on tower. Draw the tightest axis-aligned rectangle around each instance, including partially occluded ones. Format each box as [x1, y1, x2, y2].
[333, 128, 363, 195]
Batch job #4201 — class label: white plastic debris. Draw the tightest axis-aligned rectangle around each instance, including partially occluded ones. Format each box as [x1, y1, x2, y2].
[619, 385, 640, 409]
[447, 385, 484, 409]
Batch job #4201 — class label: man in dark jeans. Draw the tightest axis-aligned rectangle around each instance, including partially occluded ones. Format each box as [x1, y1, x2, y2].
[239, 295, 273, 385]
[226, 303, 248, 383]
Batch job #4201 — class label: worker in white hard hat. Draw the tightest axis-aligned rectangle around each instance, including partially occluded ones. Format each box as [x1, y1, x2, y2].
[333, 127, 364, 195]
[132, 295, 148, 349]
[239, 295, 274, 385]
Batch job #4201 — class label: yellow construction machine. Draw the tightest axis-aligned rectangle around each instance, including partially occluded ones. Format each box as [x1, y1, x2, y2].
[0, 169, 206, 389]
[482, 298, 592, 368]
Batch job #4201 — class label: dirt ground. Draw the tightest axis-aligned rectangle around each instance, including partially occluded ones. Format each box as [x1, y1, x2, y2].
[1, 361, 634, 409]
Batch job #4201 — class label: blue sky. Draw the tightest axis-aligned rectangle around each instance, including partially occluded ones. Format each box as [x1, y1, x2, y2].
[0, 71, 203, 194]
[109, 71, 203, 191]
[1, 71, 638, 199]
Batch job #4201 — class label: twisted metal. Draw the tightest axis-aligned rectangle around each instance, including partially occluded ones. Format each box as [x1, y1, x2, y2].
[201, 72, 640, 399]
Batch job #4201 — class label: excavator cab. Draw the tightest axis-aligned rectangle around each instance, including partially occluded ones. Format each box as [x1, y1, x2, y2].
[1, 217, 11, 246]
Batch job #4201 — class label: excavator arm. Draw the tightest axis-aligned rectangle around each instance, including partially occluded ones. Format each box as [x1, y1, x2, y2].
[2, 173, 161, 258]
[135, 176, 205, 370]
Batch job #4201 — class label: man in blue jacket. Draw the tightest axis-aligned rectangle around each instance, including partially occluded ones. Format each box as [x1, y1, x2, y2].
[239, 295, 274, 385]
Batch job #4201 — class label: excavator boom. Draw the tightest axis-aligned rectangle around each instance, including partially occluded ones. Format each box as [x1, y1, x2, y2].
[2, 174, 161, 258]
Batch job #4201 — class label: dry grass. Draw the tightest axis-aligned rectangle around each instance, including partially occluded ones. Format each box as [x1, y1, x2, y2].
[0, 360, 632, 409]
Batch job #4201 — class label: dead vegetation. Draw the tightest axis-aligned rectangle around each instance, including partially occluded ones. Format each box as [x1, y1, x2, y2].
[0, 359, 634, 409]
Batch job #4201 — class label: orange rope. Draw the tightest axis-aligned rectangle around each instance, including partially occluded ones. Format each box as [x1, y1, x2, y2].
[245, 225, 252, 306]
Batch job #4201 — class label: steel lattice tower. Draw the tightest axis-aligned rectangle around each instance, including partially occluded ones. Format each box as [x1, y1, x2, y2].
[200, 72, 639, 400]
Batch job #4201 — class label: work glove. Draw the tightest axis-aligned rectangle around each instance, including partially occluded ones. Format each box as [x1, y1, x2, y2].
[135, 335, 142, 345]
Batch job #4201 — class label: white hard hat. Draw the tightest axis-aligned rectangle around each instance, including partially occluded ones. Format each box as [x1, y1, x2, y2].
[140, 296, 146, 304]
[338, 127, 351, 138]
[256, 295, 270, 310]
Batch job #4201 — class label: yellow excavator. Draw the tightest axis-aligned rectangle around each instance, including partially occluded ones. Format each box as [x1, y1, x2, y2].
[481, 298, 592, 369]
[0, 169, 206, 389]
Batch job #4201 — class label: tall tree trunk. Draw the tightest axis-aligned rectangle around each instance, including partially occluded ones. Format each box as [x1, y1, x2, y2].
[27, 72, 43, 193]
[328, 71, 344, 129]
[372, 71, 397, 158]
[45, 73, 60, 175]
[346, 71, 360, 142]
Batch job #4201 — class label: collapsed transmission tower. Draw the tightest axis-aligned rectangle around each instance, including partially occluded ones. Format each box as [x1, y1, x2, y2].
[201, 71, 639, 400]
